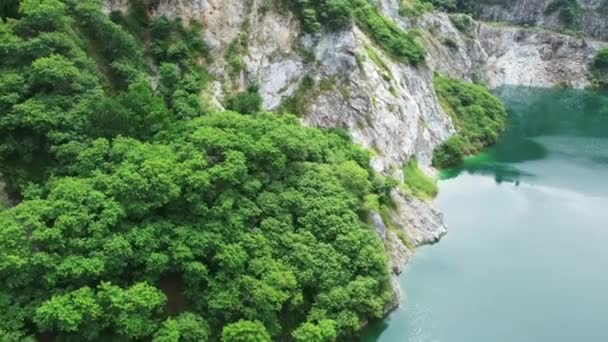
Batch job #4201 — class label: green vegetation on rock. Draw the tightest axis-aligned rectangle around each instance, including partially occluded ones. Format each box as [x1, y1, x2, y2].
[0, 0, 395, 340]
[545, 0, 580, 27]
[590, 48, 608, 89]
[398, 0, 434, 19]
[403, 158, 438, 200]
[224, 85, 264, 115]
[432, 74, 507, 168]
[286, 0, 425, 64]
[352, 0, 425, 64]
[418, 0, 474, 13]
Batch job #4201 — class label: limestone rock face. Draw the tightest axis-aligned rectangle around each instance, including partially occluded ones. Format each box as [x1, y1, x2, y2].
[102, 0, 605, 311]
[474, 0, 608, 41]
[477, 24, 605, 88]
[413, 12, 605, 89]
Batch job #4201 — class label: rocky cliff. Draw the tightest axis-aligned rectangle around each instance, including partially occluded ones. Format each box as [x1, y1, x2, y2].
[103, 0, 606, 312]
[474, 0, 608, 41]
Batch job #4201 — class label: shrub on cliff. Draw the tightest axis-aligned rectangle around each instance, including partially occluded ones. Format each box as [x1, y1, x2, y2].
[545, 0, 580, 27]
[590, 48, 608, 89]
[287, 0, 425, 64]
[594, 49, 608, 69]
[419, 0, 474, 13]
[224, 85, 264, 115]
[432, 75, 507, 168]
[352, 0, 425, 64]
[403, 158, 438, 200]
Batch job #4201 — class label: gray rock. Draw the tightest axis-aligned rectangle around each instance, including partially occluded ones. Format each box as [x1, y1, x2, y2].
[102, 0, 605, 314]
[371, 212, 387, 242]
[474, 0, 608, 41]
[386, 231, 413, 275]
[391, 189, 447, 247]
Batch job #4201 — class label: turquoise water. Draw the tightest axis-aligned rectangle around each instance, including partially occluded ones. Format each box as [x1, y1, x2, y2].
[364, 87, 608, 342]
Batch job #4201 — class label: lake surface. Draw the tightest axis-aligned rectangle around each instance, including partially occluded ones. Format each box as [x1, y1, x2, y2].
[364, 87, 608, 342]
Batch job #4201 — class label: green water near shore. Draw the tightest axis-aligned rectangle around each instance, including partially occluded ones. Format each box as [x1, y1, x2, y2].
[364, 87, 608, 342]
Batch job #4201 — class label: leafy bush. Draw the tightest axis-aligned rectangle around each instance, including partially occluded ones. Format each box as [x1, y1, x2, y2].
[403, 158, 438, 200]
[419, 0, 474, 13]
[442, 37, 459, 50]
[449, 13, 474, 34]
[589, 48, 608, 89]
[352, 0, 425, 64]
[432, 135, 465, 168]
[545, 0, 580, 26]
[287, 0, 353, 32]
[149, 16, 209, 116]
[0, 0, 19, 19]
[432, 74, 507, 168]
[593, 48, 608, 69]
[399, 0, 434, 18]
[224, 85, 264, 114]
[287, 0, 425, 64]
[278, 74, 316, 116]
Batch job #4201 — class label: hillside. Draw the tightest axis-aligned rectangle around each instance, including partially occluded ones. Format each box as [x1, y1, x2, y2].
[0, 0, 606, 341]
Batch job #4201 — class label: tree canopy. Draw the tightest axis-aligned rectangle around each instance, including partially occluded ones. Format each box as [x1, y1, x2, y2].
[432, 74, 508, 168]
[0, 0, 393, 340]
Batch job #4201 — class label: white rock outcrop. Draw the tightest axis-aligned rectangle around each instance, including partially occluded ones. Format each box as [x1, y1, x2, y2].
[102, 0, 605, 312]
[474, 0, 608, 41]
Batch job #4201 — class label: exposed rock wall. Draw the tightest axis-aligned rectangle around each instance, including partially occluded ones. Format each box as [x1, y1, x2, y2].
[474, 0, 608, 41]
[478, 24, 604, 88]
[102, 0, 605, 311]
[417, 12, 605, 88]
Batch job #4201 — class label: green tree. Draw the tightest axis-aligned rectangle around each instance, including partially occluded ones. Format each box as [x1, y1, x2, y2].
[154, 313, 210, 342]
[292, 320, 337, 342]
[0, 0, 19, 19]
[34, 287, 103, 339]
[0, 1, 393, 340]
[222, 320, 271, 342]
[224, 85, 263, 115]
[432, 74, 507, 167]
[97, 282, 167, 339]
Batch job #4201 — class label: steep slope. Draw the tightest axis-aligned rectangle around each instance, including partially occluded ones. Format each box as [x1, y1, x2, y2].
[101, 0, 606, 313]
[419, 12, 605, 88]
[474, 0, 608, 41]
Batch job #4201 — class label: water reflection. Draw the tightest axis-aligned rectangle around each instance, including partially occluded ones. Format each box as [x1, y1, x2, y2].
[441, 86, 608, 184]
[362, 86, 608, 342]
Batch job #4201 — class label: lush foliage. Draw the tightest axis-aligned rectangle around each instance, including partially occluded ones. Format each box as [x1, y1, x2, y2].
[278, 74, 317, 116]
[286, 0, 425, 64]
[545, 0, 580, 26]
[402, 158, 438, 200]
[432, 74, 507, 168]
[0, 0, 393, 340]
[590, 48, 608, 89]
[0, 0, 151, 185]
[398, 0, 434, 19]
[418, 0, 474, 13]
[0, 112, 392, 340]
[224, 85, 264, 115]
[0, 0, 19, 19]
[352, 0, 425, 64]
[286, 0, 354, 32]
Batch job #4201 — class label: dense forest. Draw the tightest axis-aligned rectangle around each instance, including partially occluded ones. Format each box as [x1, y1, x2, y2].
[6, 0, 593, 339]
[0, 0, 397, 340]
